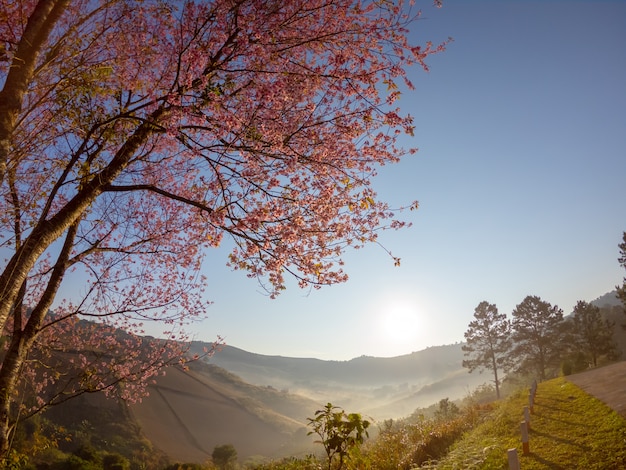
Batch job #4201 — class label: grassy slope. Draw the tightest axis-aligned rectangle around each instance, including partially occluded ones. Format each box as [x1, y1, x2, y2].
[429, 377, 626, 470]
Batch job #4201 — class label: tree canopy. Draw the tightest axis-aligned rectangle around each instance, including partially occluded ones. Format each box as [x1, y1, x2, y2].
[568, 300, 618, 367]
[0, 0, 444, 458]
[617, 232, 626, 310]
[511, 295, 564, 381]
[462, 301, 511, 399]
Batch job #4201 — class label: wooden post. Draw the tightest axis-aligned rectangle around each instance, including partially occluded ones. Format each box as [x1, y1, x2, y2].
[507, 448, 520, 470]
[529, 388, 534, 414]
[520, 421, 530, 454]
[524, 405, 531, 431]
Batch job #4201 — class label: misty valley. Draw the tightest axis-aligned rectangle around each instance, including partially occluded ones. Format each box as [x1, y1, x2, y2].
[10, 289, 626, 469]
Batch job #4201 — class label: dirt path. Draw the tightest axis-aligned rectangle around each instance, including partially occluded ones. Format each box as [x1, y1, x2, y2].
[565, 361, 626, 419]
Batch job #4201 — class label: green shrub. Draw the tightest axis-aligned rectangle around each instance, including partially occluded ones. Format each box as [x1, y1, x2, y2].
[307, 403, 370, 470]
[103, 452, 130, 470]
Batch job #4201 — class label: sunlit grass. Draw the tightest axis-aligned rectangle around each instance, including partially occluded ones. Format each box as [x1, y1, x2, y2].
[249, 377, 626, 470]
[431, 377, 626, 469]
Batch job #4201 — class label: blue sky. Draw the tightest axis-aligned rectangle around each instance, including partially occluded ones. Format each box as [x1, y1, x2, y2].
[186, 0, 626, 360]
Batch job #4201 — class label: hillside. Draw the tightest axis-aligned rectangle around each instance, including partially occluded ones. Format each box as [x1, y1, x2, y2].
[591, 290, 622, 308]
[130, 361, 320, 463]
[189, 342, 489, 418]
[120, 341, 491, 464]
[432, 366, 626, 469]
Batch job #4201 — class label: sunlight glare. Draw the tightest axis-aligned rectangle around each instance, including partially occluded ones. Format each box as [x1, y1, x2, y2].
[379, 298, 421, 350]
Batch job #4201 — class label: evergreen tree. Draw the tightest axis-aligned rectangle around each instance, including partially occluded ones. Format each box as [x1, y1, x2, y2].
[511, 296, 564, 381]
[569, 300, 618, 367]
[617, 232, 626, 314]
[462, 301, 512, 399]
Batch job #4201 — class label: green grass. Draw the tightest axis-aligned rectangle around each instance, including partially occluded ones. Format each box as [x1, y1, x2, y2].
[428, 377, 626, 469]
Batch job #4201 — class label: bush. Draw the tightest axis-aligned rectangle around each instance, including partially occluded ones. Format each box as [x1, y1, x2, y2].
[212, 444, 237, 469]
[307, 403, 370, 470]
[358, 404, 485, 470]
[103, 453, 130, 470]
[53, 454, 101, 470]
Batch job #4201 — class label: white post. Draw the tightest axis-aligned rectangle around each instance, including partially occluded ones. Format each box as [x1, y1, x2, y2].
[507, 448, 520, 470]
[524, 405, 531, 431]
[520, 421, 530, 455]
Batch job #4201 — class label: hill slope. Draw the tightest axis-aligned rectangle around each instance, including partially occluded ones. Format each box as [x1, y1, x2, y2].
[130, 361, 319, 463]
[189, 342, 489, 418]
[434, 367, 626, 469]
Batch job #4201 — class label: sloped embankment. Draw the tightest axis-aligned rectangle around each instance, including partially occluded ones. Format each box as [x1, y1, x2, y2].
[130, 362, 318, 463]
[429, 369, 626, 469]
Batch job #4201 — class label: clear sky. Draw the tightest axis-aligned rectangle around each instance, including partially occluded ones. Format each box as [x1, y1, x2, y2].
[184, 0, 626, 360]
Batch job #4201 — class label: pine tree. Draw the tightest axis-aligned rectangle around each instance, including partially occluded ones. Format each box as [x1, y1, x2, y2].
[511, 296, 564, 381]
[462, 301, 512, 399]
[570, 300, 618, 367]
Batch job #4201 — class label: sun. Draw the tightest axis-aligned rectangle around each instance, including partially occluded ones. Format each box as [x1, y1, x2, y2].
[379, 298, 420, 346]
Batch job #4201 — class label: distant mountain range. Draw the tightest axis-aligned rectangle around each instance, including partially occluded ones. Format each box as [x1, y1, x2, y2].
[187, 341, 489, 424]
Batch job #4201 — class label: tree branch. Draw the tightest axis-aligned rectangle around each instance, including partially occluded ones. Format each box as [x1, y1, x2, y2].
[103, 183, 214, 214]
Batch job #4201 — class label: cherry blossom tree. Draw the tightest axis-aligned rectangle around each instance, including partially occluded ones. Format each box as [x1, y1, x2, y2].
[0, 0, 445, 457]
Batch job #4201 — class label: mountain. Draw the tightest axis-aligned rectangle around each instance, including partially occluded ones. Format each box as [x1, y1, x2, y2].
[187, 341, 488, 420]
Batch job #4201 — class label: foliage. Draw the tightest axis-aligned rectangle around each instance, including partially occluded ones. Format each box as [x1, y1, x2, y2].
[510, 295, 564, 381]
[433, 377, 626, 469]
[433, 398, 461, 422]
[6, 394, 168, 470]
[462, 301, 512, 399]
[212, 444, 237, 470]
[566, 300, 619, 367]
[247, 455, 322, 470]
[0, 0, 444, 458]
[355, 403, 486, 470]
[102, 453, 131, 470]
[307, 403, 370, 470]
[163, 464, 214, 470]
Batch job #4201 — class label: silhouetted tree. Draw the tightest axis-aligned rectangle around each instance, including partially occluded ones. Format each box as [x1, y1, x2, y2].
[462, 301, 512, 399]
[511, 296, 564, 381]
[568, 301, 618, 367]
[212, 444, 237, 470]
[617, 232, 626, 318]
[433, 398, 460, 421]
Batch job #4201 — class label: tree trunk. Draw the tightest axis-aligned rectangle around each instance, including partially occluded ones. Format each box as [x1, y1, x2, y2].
[0, 333, 29, 457]
[0, 0, 69, 187]
[0, 0, 71, 334]
[0, 222, 77, 459]
[0, 107, 164, 336]
[538, 348, 546, 381]
[491, 351, 501, 400]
